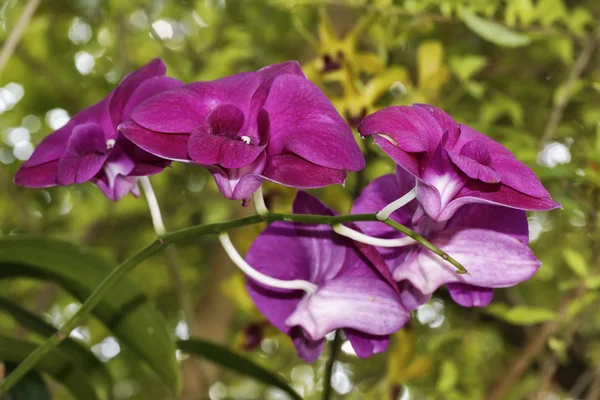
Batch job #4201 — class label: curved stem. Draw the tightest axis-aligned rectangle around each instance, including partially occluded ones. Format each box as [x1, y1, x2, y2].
[219, 232, 317, 294]
[322, 330, 341, 400]
[139, 176, 166, 237]
[252, 186, 269, 216]
[376, 188, 417, 221]
[333, 224, 415, 247]
[0, 210, 466, 393]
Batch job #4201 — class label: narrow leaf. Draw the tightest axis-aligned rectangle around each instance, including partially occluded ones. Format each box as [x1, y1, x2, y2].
[562, 248, 588, 278]
[0, 236, 180, 392]
[0, 297, 113, 394]
[177, 338, 302, 400]
[485, 303, 557, 325]
[461, 11, 531, 47]
[0, 335, 99, 400]
[4, 364, 50, 400]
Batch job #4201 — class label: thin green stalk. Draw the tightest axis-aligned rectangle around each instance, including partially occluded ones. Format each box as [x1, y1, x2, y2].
[322, 331, 342, 400]
[384, 219, 468, 274]
[0, 210, 465, 393]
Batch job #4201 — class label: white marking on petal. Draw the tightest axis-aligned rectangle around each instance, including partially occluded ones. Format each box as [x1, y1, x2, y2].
[240, 135, 251, 144]
[106, 139, 116, 150]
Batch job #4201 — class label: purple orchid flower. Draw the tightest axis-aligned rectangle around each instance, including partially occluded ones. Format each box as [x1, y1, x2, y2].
[246, 191, 409, 362]
[14, 59, 183, 200]
[120, 61, 365, 202]
[352, 168, 541, 309]
[358, 104, 560, 223]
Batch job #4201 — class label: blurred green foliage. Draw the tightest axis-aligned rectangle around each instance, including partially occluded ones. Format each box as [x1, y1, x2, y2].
[1, 0, 600, 399]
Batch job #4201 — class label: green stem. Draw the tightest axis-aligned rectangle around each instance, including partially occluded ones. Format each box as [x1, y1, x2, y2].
[322, 331, 342, 400]
[0, 211, 465, 393]
[384, 219, 468, 274]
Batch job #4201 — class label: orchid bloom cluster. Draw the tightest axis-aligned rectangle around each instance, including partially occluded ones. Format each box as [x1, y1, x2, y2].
[15, 59, 559, 362]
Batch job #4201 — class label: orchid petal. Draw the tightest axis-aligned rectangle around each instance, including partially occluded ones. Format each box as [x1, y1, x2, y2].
[448, 140, 501, 183]
[358, 106, 439, 153]
[285, 276, 409, 340]
[119, 121, 190, 161]
[121, 76, 184, 121]
[132, 72, 261, 133]
[110, 58, 166, 127]
[262, 153, 346, 189]
[446, 283, 494, 307]
[264, 74, 364, 171]
[393, 228, 540, 296]
[56, 123, 110, 185]
[344, 330, 391, 359]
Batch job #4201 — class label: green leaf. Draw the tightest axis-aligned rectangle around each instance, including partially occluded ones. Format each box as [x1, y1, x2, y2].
[0, 236, 180, 393]
[177, 338, 302, 400]
[0, 297, 113, 395]
[461, 11, 531, 47]
[562, 248, 588, 278]
[4, 364, 51, 400]
[0, 335, 99, 400]
[536, 0, 568, 27]
[566, 7, 593, 36]
[485, 303, 557, 325]
[504, 0, 536, 27]
[436, 360, 459, 392]
[448, 54, 487, 82]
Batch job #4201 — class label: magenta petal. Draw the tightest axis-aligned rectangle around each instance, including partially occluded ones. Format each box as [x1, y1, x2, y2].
[491, 155, 552, 198]
[207, 153, 266, 200]
[246, 222, 310, 333]
[456, 124, 514, 158]
[187, 105, 265, 168]
[292, 331, 325, 363]
[131, 87, 205, 133]
[56, 123, 110, 185]
[119, 121, 190, 161]
[121, 76, 184, 121]
[291, 192, 347, 283]
[448, 141, 501, 184]
[445, 203, 529, 244]
[14, 160, 60, 188]
[344, 330, 390, 358]
[351, 172, 417, 258]
[446, 283, 494, 307]
[358, 106, 442, 153]
[440, 181, 561, 221]
[110, 58, 166, 127]
[95, 174, 138, 201]
[18, 123, 73, 169]
[250, 61, 305, 111]
[262, 154, 346, 189]
[414, 104, 460, 143]
[132, 72, 262, 133]
[264, 74, 364, 171]
[373, 136, 420, 177]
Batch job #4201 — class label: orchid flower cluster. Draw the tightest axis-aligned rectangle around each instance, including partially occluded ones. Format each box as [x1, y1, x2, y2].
[14, 59, 559, 363]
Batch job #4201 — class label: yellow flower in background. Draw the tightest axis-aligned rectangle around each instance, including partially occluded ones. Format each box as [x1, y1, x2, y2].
[296, 8, 450, 129]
